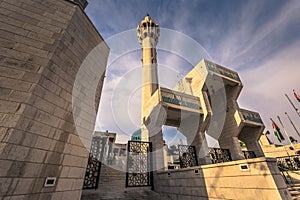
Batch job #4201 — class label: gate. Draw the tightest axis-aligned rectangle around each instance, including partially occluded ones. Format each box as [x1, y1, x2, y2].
[126, 141, 153, 187]
[178, 145, 198, 168]
[83, 137, 106, 189]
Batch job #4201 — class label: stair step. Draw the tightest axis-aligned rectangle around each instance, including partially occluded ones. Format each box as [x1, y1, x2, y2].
[289, 191, 300, 195]
[81, 164, 172, 200]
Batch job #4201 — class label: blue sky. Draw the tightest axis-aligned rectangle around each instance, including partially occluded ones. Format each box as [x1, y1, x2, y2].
[86, 0, 300, 145]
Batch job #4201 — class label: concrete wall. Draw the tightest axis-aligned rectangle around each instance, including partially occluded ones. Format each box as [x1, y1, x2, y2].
[0, 0, 109, 199]
[154, 158, 291, 200]
[260, 135, 300, 158]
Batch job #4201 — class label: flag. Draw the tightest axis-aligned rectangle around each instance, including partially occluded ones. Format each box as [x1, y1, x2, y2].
[264, 130, 273, 144]
[293, 89, 300, 102]
[271, 118, 285, 142]
[289, 136, 297, 143]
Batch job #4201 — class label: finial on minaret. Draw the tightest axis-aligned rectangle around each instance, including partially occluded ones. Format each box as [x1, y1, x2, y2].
[137, 14, 160, 47]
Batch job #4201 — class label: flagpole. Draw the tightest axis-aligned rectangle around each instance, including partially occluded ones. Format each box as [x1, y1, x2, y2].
[285, 112, 300, 138]
[277, 116, 295, 149]
[285, 94, 300, 117]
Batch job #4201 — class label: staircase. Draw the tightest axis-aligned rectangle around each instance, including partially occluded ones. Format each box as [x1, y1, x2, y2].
[288, 183, 300, 200]
[81, 164, 170, 200]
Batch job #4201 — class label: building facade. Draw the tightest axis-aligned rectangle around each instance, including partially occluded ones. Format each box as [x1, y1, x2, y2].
[0, 0, 109, 199]
[137, 15, 290, 199]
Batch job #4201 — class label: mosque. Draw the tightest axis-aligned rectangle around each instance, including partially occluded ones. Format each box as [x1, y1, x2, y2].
[0, 0, 298, 199]
[121, 15, 292, 199]
[138, 14, 264, 167]
[84, 15, 295, 200]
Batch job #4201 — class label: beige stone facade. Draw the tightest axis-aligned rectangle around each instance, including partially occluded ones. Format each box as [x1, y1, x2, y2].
[260, 134, 300, 158]
[155, 158, 291, 200]
[0, 0, 109, 199]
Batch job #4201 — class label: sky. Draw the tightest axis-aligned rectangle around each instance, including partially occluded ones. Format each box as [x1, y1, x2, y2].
[85, 0, 300, 145]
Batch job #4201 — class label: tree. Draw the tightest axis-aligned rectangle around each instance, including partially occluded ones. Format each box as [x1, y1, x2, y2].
[168, 145, 178, 155]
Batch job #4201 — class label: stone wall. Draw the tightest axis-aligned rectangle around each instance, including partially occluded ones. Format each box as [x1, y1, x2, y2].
[260, 135, 300, 158]
[0, 0, 109, 199]
[154, 158, 291, 200]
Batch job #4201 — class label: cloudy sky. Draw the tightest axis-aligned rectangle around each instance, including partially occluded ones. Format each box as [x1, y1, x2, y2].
[85, 0, 300, 145]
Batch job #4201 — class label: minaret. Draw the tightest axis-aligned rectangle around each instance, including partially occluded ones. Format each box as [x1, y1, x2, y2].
[137, 15, 160, 125]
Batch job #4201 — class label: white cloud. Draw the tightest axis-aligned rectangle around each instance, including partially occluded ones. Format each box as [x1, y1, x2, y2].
[238, 40, 300, 144]
[205, 1, 300, 69]
[89, 1, 300, 145]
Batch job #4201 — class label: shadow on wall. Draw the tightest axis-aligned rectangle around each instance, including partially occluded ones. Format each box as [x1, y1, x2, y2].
[154, 158, 290, 200]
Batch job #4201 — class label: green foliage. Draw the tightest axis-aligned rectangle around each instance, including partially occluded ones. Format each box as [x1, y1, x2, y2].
[168, 145, 178, 155]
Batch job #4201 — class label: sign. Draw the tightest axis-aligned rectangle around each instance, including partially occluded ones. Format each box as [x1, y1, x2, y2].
[206, 63, 240, 81]
[162, 96, 201, 110]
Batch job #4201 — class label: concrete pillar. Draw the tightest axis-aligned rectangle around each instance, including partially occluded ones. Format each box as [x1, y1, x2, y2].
[239, 126, 265, 158]
[219, 136, 244, 160]
[244, 138, 264, 157]
[178, 112, 210, 165]
[188, 131, 211, 165]
[149, 129, 165, 171]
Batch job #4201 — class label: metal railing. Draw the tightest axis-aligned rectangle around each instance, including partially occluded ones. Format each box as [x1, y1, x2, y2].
[178, 145, 198, 168]
[209, 148, 232, 164]
[277, 155, 300, 171]
[278, 166, 300, 185]
[242, 151, 256, 159]
[70, 0, 88, 9]
[277, 155, 300, 185]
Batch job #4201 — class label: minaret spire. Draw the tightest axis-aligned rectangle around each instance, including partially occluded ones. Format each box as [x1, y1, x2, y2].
[137, 15, 160, 141]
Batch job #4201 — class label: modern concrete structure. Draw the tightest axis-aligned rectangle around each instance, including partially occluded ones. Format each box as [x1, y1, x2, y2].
[0, 0, 109, 199]
[138, 15, 265, 167]
[174, 59, 266, 162]
[137, 15, 291, 199]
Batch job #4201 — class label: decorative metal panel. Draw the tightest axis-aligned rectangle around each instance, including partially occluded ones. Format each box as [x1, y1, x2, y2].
[178, 145, 198, 168]
[209, 148, 232, 164]
[242, 151, 256, 159]
[83, 137, 106, 189]
[277, 155, 300, 171]
[126, 141, 153, 187]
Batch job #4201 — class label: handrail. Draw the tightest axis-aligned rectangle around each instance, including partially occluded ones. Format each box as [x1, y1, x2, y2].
[278, 165, 300, 186]
[278, 166, 292, 184]
[278, 166, 300, 176]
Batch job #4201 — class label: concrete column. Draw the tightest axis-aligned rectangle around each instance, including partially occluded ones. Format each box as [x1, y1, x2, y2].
[179, 112, 210, 165]
[244, 138, 264, 157]
[149, 129, 165, 171]
[219, 136, 244, 160]
[238, 127, 265, 158]
[194, 132, 211, 165]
